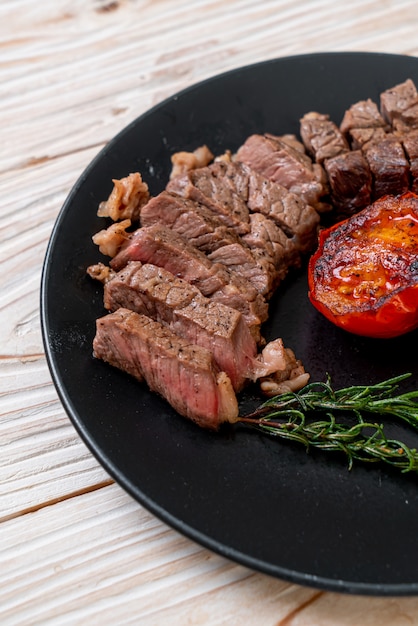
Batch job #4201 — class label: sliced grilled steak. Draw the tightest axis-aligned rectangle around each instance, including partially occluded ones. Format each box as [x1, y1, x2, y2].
[380, 79, 418, 131]
[235, 133, 328, 211]
[139, 189, 290, 280]
[139, 191, 241, 254]
[324, 150, 372, 216]
[163, 162, 306, 278]
[102, 262, 307, 389]
[203, 160, 320, 253]
[93, 308, 238, 429]
[363, 134, 410, 199]
[166, 167, 250, 235]
[300, 112, 349, 163]
[109, 224, 268, 335]
[209, 282, 268, 339]
[111, 224, 227, 292]
[103, 262, 258, 392]
[242, 212, 299, 276]
[116, 217, 275, 298]
[207, 242, 276, 296]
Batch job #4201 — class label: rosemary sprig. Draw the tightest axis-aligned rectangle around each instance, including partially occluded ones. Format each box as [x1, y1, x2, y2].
[239, 374, 418, 474]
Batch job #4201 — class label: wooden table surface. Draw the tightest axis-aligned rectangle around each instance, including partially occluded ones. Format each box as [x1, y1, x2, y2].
[3, 1, 418, 623]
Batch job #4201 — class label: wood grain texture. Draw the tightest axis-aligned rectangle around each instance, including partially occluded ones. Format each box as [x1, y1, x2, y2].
[3, 0, 418, 623]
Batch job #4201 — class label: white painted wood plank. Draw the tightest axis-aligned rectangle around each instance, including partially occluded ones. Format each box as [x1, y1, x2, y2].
[1, 0, 418, 173]
[0, 485, 262, 624]
[0, 357, 111, 521]
[0, 146, 103, 357]
[2, 484, 418, 625]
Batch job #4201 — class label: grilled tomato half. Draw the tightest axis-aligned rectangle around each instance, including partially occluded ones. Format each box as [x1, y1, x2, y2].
[308, 192, 418, 338]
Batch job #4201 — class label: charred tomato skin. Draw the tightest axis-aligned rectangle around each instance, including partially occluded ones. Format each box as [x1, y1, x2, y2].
[308, 192, 418, 339]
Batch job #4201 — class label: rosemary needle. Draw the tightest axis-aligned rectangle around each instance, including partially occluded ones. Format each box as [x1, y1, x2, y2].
[239, 374, 418, 474]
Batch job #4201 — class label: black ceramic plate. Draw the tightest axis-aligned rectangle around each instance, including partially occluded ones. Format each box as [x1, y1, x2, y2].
[41, 52, 418, 596]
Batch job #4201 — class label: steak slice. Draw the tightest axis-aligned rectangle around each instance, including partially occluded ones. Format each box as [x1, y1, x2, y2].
[103, 262, 259, 392]
[324, 150, 372, 216]
[139, 191, 241, 254]
[207, 242, 276, 296]
[114, 220, 275, 297]
[93, 308, 238, 429]
[380, 79, 418, 131]
[235, 133, 328, 211]
[111, 224, 227, 292]
[300, 112, 349, 163]
[166, 167, 250, 235]
[242, 212, 299, 276]
[109, 224, 268, 335]
[154, 168, 303, 273]
[140, 189, 288, 272]
[204, 160, 320, 253]
[363, 134, 410, 199]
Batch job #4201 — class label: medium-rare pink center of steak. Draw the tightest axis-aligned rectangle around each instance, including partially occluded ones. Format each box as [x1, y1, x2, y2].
[93, 308, 239, 429]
